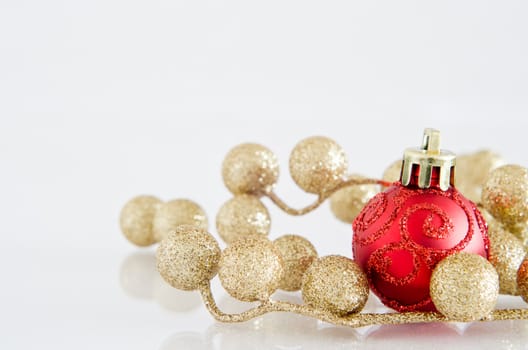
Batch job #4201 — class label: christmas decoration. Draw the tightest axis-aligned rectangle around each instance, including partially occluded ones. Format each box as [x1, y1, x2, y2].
[353, 129, 490, 312]
[119, 129, 528, 328]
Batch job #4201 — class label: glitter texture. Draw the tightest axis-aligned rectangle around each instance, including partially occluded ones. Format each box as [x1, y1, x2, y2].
[430, 252, 499, 322]
[273, 234, 318, 291]
[456, 150, 504, 203]
[222, 143, 279, 196]
[152, 199, 208, 242]
[302, 255, 369, 316]
[289, 136, 348, 194]
[518, 258, 528, 303]
[120, 195, 163, 246]
[218, 236, 283, 302]
[216, 194, 271, 244]
[156, 225, 221, 291]
[488, 222, 526, 295]
[482, 164, 528, 229]
[330, 174, 381, 223]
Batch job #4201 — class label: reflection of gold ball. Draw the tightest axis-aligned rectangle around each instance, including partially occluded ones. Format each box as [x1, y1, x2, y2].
[152, 199, 208, 242]
[456, 150, 504, 203]
[330, 175, 380, 223]
[430, 253, 499, 321]
[488, 223, 526, 295]
[222, 143, 279, 196]
[482, 165, 528, 229]
[302, 255, 369, 316]
[273, 235, 318, 291]
[120, 195, 163, 246]
[289, 136, 348, 194]
[382, 160, 402, 184]
[156, 225, 221, 291]
[216, 195, 271, 244]
[518, 258, 528, 303]
[218, 236, 283, 302]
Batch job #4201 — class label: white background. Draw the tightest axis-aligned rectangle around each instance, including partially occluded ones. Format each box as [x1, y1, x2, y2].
[1, 1, 528, 349]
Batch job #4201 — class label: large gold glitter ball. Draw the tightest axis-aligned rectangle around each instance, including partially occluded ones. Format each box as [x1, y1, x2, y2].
[329, 175, 381, 223]
[518, 258, 528, 303]
[456, 150, 504, 203]
[301, 255, 369, 316]
[482, 164, 528, 229]
[222, 143, 279, 196]
[156, 225, 221, 291]
[120, 195, 163, 246]
[488, 223, 526, 295]
[152, 199, 208, 242]
[289, 136, 348, 194]
[218, 236, 284, 302]
[430, 253, 499, 322]
[273, 234, 318, 291]
[382, 160, 402, 184]
[216, 194, 271, 244]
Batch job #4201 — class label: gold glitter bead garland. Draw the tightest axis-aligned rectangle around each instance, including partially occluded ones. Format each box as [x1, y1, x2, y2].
[273, 235, 318, 291]
[289, 136, 348, 194]
[156, 225, 221, 291]
[456, 150, 504, 203]
[482, 164, 528, 230]
[329, 175, 381, 223]
[222, 143, 279, 196]
[218, 236, 283, 302]
[430, 253, 499, 322]
[152, 199, 208, 242]
[301, 255, 369, 316]
[216, 195, 271, 244]
[120, 195, 163, 246]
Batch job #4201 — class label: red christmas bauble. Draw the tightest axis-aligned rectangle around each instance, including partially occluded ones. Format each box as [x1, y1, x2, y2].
[352, 182, 489, 312]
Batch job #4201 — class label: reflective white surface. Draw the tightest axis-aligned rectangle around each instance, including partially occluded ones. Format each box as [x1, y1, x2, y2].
[2, 0, 528, 348]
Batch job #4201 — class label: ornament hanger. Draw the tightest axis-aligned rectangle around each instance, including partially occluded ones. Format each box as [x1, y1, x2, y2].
[119, 129, 528, 328]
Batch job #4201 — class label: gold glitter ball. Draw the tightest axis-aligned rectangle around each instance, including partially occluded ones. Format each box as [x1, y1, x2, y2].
[120, 195, 163, 247]
[222, 143, 279, 196]
[482, 164, 528, 229]
[517, 258, 528, 303]
[330, 175, 381, 223]
[218, 236, 284, 302]
[488, 222, 526, 295]
[301, 255, 369, 316]
[273, 234, 318, 291]
[430, 253, 499, 322]
[508, 223, 528, 252]
[289, 136, 348, 194]
[456, 150, 504, 203]
[156, 225, 221, 291]
[152, 199, 208, 242]
[216, 194, 271, 244]
[382, 160, 402, 185]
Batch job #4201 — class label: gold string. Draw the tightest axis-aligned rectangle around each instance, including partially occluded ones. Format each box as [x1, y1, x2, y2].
[265, 177, 392, 216]
[198, 282, 528, 328]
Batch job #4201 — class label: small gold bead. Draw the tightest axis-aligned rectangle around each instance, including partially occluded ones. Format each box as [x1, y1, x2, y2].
[488, 222, 526, 295]
[517, 258, 528, 303]
[289, 136, 348, 194]
[430, 253, 499, 322]
[482, 164, 528, 229]
[218, 236, 284, 302]
[152, 199, 208, 242]
[301, 255, 369, 316]
[329, 175, 380, 223]
[216, 195, 271, 244]
[273, 235, 318, 291]
[120, 195, 163, 247]
[456, 150, 504, 203]
[222, 143, 279, 196]
[382, 160, 402, 184]
[156, 225, 221, 291]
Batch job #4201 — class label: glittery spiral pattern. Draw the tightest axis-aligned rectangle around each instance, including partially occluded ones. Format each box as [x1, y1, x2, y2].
[353, 183, 490, 312]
